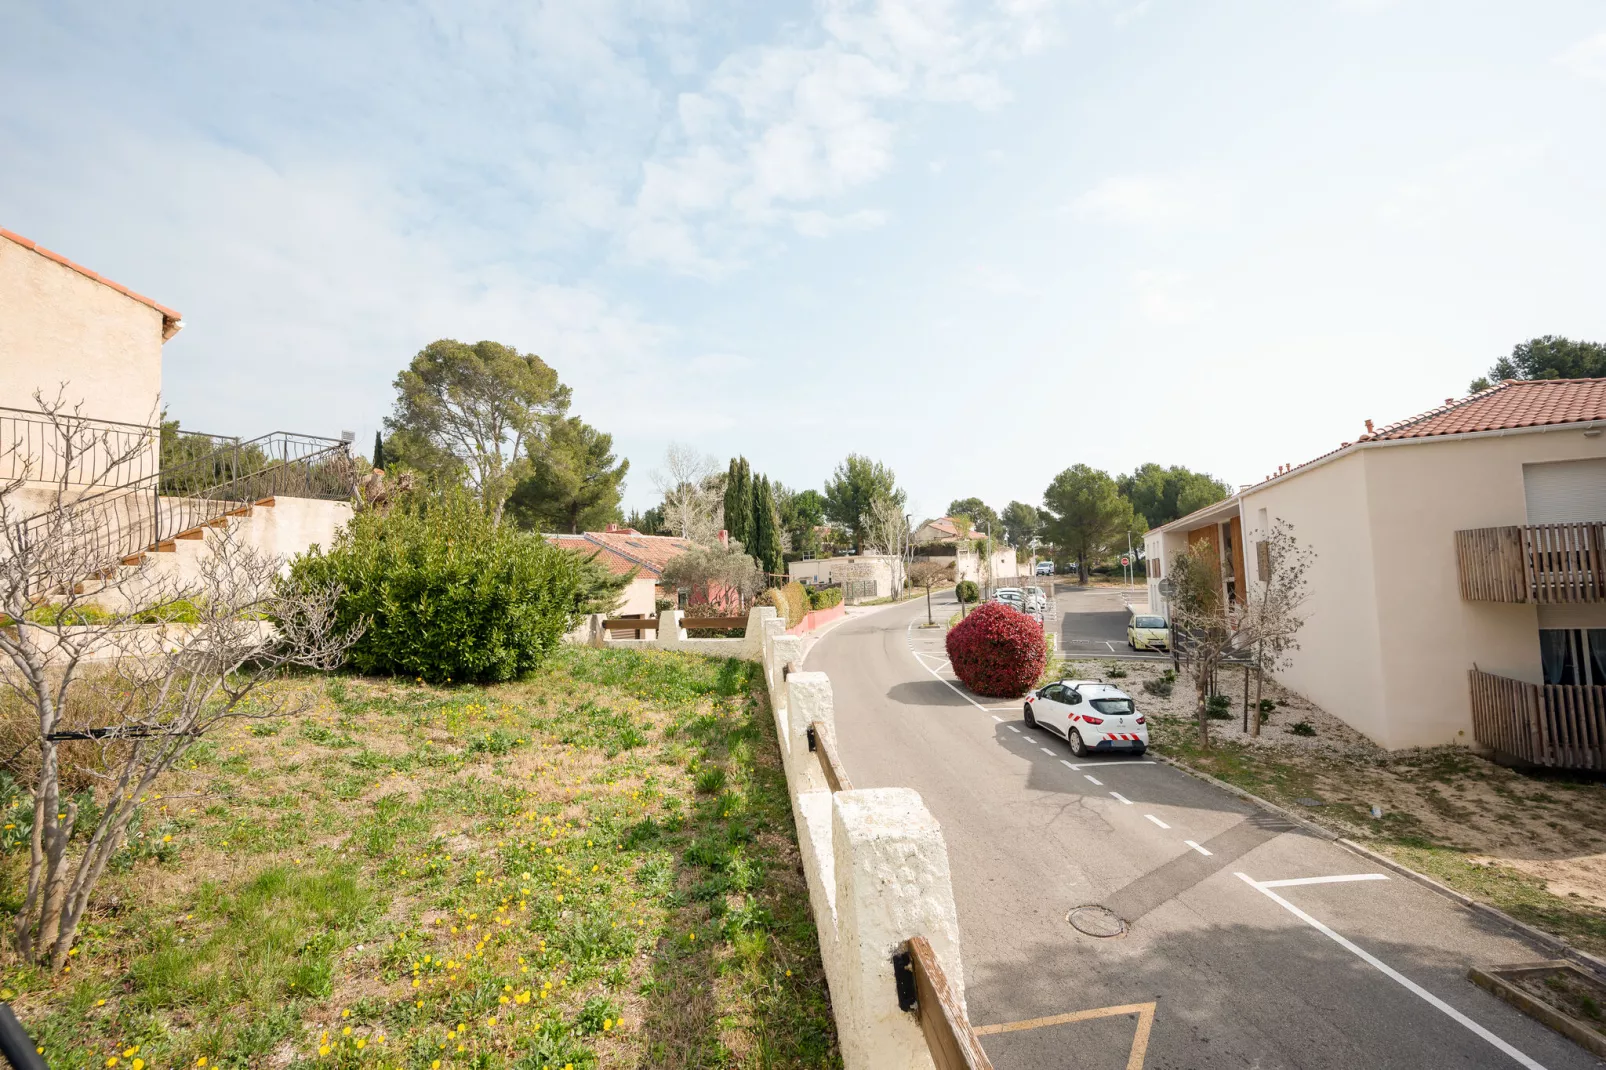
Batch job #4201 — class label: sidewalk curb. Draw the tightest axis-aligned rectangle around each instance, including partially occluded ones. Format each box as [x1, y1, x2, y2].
[1158, 751, 1606, 981]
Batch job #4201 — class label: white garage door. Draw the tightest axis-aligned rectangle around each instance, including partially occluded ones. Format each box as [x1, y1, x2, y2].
[1523, 458, 1606, 524]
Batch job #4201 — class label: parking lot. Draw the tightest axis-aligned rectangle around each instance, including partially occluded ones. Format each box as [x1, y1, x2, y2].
[1053, 582, 1171, 661]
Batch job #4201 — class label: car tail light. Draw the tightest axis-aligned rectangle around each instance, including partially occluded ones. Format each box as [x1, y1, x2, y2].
[1081, 715, 1104, 725]
[1135, 715, 1146, 724]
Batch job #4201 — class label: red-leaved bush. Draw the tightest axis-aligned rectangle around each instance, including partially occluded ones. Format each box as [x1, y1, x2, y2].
[946, 601, 1047, 698]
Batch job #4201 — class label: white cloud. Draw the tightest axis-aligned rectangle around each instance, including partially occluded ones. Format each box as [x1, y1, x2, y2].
[1065, 174, 1224, 229]
[1556, 31, 1606, 81]
[1131, 270, 1214, 323]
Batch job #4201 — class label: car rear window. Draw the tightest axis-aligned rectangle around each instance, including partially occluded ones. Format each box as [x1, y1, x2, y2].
[1089, 697, 1134, 715]
[1135, 616, 1167, 629]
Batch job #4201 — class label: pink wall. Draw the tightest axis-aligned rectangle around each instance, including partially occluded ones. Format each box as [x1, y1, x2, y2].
[787, 602, 846, 635]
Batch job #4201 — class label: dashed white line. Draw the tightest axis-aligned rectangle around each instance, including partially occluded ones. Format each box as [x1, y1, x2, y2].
[991, 715, 1004, 723]
[1109, 792, 1133, 805]
[1184, 840, 1211, 856]
[1144, 814, 1170, 829]
[1084, 775, 1103, 786]
[1235, 873, 1547, 1070]
[1060, 760, 1076, 770]
[1007, 725, 1021, 733]
[1258, 874, 1389, 889]
[1040, 747, 1055, 755]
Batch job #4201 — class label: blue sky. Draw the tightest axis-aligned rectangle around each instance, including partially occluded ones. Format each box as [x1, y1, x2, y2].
[4, 1, 1604, 520]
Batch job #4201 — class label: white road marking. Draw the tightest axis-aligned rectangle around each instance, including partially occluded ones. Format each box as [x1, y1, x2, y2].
[986, 705, 1018, 711]
[1007, 725, 1021, 733]
[1058, 762, 1156, 770]
[1084, 775, 1103, 785]
[1185, 840, 1212, 856]
[1234, 873, 1548, 1070]
[1040, 747, 1056, 755]
[1258, 874, 1389, 889]
[1060, 760, 1077, 770]
[1144, 814, 1170, 829]
[991, 715, 1004, 723]
[1105, 641, 1117, 652]
[1109, 792, 1133, 805]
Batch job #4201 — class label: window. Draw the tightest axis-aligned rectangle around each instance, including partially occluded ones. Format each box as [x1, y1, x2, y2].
[1135, 616, 1167, 629]
[1090, 697, 1135, 715]
[1147, 557, 1162, 579]
[1540, 629, 1606, 685]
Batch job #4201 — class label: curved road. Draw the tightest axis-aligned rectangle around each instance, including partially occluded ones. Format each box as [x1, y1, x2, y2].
[807, 591, 1600, 1070]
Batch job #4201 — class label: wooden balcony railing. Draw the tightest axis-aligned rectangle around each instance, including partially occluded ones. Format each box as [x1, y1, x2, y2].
[1470, 669, 1606, 770]
[1455, 522, 1606, 603]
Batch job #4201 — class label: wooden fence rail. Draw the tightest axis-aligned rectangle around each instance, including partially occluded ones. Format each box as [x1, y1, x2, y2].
[893, 936, 995, 1070]
[1469, 669, 1606, 770]
[805, 722, 852, 793]
[600, 615, 748, 633]
[1456, 523, 1606, 603]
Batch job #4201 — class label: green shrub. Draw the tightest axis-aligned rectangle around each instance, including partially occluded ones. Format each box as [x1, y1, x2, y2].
[1288, 720, 1316, 737]
[780, 581, 810, 628]
[808, 586, 843, 610]
[1142, 669, 1176, 698]
[956, 580, 980, 604]
[1205, 693, 1233, 720]
[285, 489, 592, 683]
[758, 587, 788, 622]
[1258, 698, 1276, 712]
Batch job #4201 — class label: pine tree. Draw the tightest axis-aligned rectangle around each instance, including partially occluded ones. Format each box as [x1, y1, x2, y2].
[372, 430, 386, 472]
[753, 476, 784, 576]
[723, 457, 753, 546]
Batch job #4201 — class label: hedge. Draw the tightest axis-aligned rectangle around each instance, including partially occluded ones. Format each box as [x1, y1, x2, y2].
[808, 586, 843, 611]
[945, 601, 1046, 698]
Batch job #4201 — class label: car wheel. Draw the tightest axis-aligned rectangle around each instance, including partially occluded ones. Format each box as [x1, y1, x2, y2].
[1133, 745, 1147, 757]
[1068, 730, 1088, 757]
[1024, 703, 1037, 728]
[1127, 639, 1135, 650]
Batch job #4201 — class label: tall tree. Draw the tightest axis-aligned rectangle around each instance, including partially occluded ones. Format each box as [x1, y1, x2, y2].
[1001, 501, 1039, 548]
[947, 498, 1001, 537]
[1117, 463, 1231, 530]
[652, 444, 722, 543]
[823, 454, 904, 553]
[505, 416, 629, 534]
[1040, 465, 1136, 584]
[372, 430, 385, 472]
[778, 486, 826, 555]
[1470, 335, 1606, 393]
[724, 457, 754, 547]
[384, 339, 571, 523]
[750, 476, 784, 575]
[625, 505, 665, 534]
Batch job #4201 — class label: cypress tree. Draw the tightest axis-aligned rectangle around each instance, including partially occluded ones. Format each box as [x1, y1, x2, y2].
[753, 476, 784, 576]
[372, 431, 386, 472]
[723, 457, 753, 547]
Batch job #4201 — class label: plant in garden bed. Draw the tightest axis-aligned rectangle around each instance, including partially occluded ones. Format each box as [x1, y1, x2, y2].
[945, 602, 1047, 698]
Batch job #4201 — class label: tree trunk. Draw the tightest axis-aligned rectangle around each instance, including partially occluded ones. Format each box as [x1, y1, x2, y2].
[1196, 668, 1212, 748]
[925, 585, 933, 625]
[1252, 653, 1264, 738]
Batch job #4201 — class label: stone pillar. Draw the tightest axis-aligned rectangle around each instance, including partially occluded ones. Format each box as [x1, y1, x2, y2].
[785, 670, 834, 787]
[831, 788, 964, 1070]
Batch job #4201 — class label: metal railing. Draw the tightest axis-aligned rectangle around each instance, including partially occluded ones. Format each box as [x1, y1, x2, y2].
[14, 432, 351, 588]
[1470, 668, 1606, 770]
[0, 405, 234, 488]
[1456, 523, 1606, 604]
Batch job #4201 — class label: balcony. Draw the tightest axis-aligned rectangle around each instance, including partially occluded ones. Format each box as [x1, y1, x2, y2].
[1470, 669, 1605, 769]
[1455, 522, 1606, 604]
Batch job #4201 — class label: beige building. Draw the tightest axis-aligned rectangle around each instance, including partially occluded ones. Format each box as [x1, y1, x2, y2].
[1145, 379, 1606, 759]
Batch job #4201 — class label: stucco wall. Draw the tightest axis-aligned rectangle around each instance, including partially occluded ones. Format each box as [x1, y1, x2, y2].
[0, 238, 166, 427]
[1359, 428, 1606, 748]
[1237, 452, 1391, 744]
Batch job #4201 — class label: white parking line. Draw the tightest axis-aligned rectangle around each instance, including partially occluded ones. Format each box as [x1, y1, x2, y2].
[1144, 814, 1170, 829]
[1040, 747, 1056, 755]
[1235, 873, 1547, 1070]
[1084, 775, 1103, 786]
[1007, 725, 1021, 733]
[1109, 792, 1133, 805]
[1259, 874, 1389, 889]
[1059, 762, 1156, 770]
[991, 715, 1004, 723]
[1184, 840, 1211, 856]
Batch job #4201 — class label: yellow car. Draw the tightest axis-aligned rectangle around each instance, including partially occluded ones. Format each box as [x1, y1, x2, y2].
[1127, 612, 1170, 651]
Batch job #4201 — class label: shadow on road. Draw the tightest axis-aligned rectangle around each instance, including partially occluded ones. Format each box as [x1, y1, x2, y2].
[886, 679, 977, 707]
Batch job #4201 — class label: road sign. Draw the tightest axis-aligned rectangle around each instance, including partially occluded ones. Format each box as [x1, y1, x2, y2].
[1157, 579, 1175, 598]
[1120, 556, 1130, 566]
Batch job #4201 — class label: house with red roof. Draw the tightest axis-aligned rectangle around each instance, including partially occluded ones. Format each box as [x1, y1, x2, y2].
[545, 526, 695, 619]
[1143, 379, 1606, 759]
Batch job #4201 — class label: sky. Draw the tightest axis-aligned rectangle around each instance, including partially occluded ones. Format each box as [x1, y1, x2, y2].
[3, 0, 1604, 521]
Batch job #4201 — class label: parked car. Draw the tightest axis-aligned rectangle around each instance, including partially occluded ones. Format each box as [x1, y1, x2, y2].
[1023, 681, 1147, 756]
[1035, 561, 1054, 575]
[1126, 610, 1171, 651]
[1024, 588, 1047, 613]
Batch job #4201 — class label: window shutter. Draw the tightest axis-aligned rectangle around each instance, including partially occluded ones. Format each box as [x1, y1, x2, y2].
[1256, 540, 1270, 581]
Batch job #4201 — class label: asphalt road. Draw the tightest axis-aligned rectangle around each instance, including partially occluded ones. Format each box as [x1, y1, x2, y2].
[807, 591, 1602, 1070]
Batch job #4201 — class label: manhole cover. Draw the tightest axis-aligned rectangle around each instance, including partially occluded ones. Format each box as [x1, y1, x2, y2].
[1067, 905, 1127, 938]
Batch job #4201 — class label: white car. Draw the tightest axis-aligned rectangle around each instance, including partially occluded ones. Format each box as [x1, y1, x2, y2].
[1024, 589, 1047, 613]
[1023, 680, 1148, 757]
[1035, 562, 1053, 575]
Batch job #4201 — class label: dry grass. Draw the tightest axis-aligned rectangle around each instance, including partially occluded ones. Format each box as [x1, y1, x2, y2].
[0, 647, 839, 1069]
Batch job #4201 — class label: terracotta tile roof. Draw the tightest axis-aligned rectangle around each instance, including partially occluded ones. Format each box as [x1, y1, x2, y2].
[1368, 378, 1606, 440]
[1, 227, 183, 335]
[922, 516, 983, 540]
[544, 534, 642, 577]
[581, 530, 694, 576]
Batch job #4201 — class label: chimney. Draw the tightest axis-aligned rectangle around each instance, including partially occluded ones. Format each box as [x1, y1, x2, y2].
[1364, 419, 1374, 434]
[606, 523, 620, 533]
[1443, 398, 1454, 407]
[717, 529, 729, 548]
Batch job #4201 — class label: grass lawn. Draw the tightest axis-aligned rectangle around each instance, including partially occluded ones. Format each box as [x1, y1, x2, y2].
[1, 648, 839, 1070]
